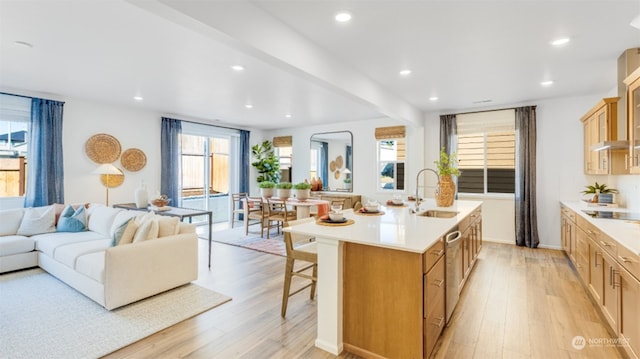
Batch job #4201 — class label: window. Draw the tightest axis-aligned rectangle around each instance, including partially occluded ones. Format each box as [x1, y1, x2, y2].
[276, 146, 292, 182]
[457, 109, 515, 194]
[378, 138, 405, 190]
[0, 94, 31, 197]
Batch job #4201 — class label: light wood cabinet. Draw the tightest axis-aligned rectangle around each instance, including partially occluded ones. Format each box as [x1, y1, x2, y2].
[313, 192, 361, 209]
[560, 206, 576, 261]
[560, 205, 640, 358]
[580, 97, 628, 175]
[624, 67, 640, 174]
[619, 265, 640, 358]
[343, 208, 481, 359]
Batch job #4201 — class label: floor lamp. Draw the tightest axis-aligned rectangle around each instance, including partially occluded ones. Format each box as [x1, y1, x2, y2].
[92, 163, 122, 206]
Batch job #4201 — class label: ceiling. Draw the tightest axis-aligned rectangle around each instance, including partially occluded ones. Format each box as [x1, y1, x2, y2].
[1, 1, 639, 130]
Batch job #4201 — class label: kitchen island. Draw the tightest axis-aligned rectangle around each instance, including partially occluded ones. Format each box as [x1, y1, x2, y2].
[284, 199, 482, 358]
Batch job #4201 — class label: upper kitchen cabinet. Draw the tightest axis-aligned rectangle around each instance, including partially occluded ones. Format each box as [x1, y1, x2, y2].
[580, 97, 628, 175]
[624, 67, 640, 174]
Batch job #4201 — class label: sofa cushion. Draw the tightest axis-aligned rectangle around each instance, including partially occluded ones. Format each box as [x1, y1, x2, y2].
[87, 206, 122, 237]
[17, 205, 56, 236]
[0, 235, 36, 256]
[157, 217, 180, 237]
[0, 208, 24, 236]
[57, 205, 87, 232]
[76, 251, 105, 283]
[53, 238, 111, 269]
[109, 210, 139, 238]
[112, 218, 137, 246]
[35, 231, 107, 258]
[132, 216, 159, 243]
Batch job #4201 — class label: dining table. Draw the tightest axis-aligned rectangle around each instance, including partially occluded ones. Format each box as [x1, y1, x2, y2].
[285, 197, 330, 219]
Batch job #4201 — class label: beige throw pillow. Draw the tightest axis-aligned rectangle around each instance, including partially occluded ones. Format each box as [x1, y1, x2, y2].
[132, 216, 159, 243]
[157, 217, 180, 237]
[116, 219, 138, 246]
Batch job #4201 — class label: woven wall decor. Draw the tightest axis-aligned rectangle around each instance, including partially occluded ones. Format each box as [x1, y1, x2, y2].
[120, 148, 147, 172]
[329, 161, 337, 172]
[335, 155, 344, 169]
[85, 133, 121, 164]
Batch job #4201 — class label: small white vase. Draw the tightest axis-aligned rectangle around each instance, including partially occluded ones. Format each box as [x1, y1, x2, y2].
[135, 181, 148, 208]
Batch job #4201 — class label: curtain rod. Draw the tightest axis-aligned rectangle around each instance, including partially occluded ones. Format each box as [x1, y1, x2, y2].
[167, 117, 251, 133]
[442, 105, 536, 117]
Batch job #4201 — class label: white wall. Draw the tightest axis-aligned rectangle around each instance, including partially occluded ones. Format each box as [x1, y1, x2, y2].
[264, 118, 424, 203]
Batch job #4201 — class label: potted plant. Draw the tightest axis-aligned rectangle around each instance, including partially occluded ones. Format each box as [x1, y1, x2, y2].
[293, 181, 312, 201]
[251, 140, 280, 183]
[276, 182, 292, 200]
[581, 182, 618, 203]
[258, 181, 276, 198]
[343, 177, 352, 190]
[433, 147, 461, 207]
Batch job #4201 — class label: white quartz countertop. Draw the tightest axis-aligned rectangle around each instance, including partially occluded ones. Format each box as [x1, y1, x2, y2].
[561, 201, 640, 255]
[284, 199, 482, 253]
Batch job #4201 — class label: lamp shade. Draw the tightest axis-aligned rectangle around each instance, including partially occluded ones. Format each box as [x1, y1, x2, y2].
[343, 168, 352, 174]
[92, 163, 122, 175]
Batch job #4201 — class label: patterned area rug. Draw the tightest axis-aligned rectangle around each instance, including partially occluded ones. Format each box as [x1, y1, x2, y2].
[210, 227, 286, 257]
[0, 268, 231, 359]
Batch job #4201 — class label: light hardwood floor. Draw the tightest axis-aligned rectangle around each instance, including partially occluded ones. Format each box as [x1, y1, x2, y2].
[104, 236, 624, 359]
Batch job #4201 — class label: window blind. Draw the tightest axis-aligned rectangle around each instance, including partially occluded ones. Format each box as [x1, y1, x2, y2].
[457, 109, 515, 135]
[375, 125, 405, 139]
[273, 135, 292, 147]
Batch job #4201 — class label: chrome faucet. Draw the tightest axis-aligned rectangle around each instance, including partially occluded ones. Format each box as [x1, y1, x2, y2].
[411, 168, 440, 213]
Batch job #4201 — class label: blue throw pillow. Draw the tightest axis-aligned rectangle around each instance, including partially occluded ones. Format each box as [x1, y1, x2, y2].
[57, 205, 87, 232]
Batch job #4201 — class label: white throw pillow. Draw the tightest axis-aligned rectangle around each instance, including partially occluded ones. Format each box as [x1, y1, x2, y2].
[88, 206, 122, 237]
[16, 205, 56, 236]
[157, 217, 180, 237]
[0, 208, 25, 236]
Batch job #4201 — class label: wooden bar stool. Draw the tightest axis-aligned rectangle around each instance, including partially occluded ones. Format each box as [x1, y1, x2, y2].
[282, 217, 317, 317]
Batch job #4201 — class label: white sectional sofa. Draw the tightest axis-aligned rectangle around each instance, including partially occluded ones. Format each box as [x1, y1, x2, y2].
[0, 204, 198, 310]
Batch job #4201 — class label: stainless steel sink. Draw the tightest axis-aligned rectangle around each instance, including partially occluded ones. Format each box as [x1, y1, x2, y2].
[418, 210, 459, 218]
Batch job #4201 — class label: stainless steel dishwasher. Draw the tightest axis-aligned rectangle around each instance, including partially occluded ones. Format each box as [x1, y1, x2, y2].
[445, 228, 462, 323]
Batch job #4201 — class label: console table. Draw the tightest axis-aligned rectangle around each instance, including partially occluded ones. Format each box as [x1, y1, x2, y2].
[112, 203, 213, 268]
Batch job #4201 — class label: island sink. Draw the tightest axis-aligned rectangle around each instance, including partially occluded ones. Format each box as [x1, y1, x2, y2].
[418, 210, 459, 218]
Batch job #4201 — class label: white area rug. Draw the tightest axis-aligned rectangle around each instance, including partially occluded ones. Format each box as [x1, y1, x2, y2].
[0, 268, 231, 359]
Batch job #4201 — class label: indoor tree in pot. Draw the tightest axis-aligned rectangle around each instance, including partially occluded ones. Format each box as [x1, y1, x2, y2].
[293, 181, 312, 201]
[259, 181, 276, 198]
[251, 140, 280, 183]
[276, 182, 292, 200]
[434, 147, 461, 207]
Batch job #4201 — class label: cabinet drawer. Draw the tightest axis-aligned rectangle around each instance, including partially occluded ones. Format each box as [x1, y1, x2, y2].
[424, 256, 445, 319]
[617, 244, 640, 281]
[597, 233, 618, 258]
[561, 207, 576, 222]
[424, 290, 446, 358]
[423, 238, 445, 273]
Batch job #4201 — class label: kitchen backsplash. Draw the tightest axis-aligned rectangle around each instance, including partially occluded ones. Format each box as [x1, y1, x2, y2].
[616, 176, 640, 212]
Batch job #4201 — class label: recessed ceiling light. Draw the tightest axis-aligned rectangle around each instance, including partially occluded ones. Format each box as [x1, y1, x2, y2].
[245, 104, 253, 109]
[133, 96, 143, 101]
[631, 14, 640, 29]
[14, 41, 33, 48]
[285, 114, 292, 118]
[541, 80, 554, 86]
[429, 96, 439, 101]
[335, 11, 352, 23]
[550, 37, 570, 46]
[399, 69, 412, 76]
[231, 65, 244, 71]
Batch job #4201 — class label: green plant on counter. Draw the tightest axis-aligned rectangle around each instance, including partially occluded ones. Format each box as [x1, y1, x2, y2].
[581, 182, 618, 194]
[343, 178, 352, 184]
[276, 182, 292, 189]
[258, 181, 276, 189]
[293, 182, 311, 190]
[434, 147, 461, 177]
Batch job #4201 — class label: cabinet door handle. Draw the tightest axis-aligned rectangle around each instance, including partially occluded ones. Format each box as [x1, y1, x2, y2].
[618, 255, 636, 263]
[432, 279, 445, 288]
[609, 266, 614, 288]
[431, 249, 444, 257]
[599, 240, 610, 247]
[594, 251, 600, 267]
[431, 317, 445, 328]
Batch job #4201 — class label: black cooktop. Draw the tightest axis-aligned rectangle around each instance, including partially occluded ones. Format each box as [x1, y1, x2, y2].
[582, 210, 640, 221]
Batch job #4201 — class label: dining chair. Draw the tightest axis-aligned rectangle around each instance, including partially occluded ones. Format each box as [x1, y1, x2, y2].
[244, 197, 267, 236]
[230, 192, 247, 228]
[329, 198, 346, 209]
[265, 198, 297, 239]
[282, 217, 317, 317]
